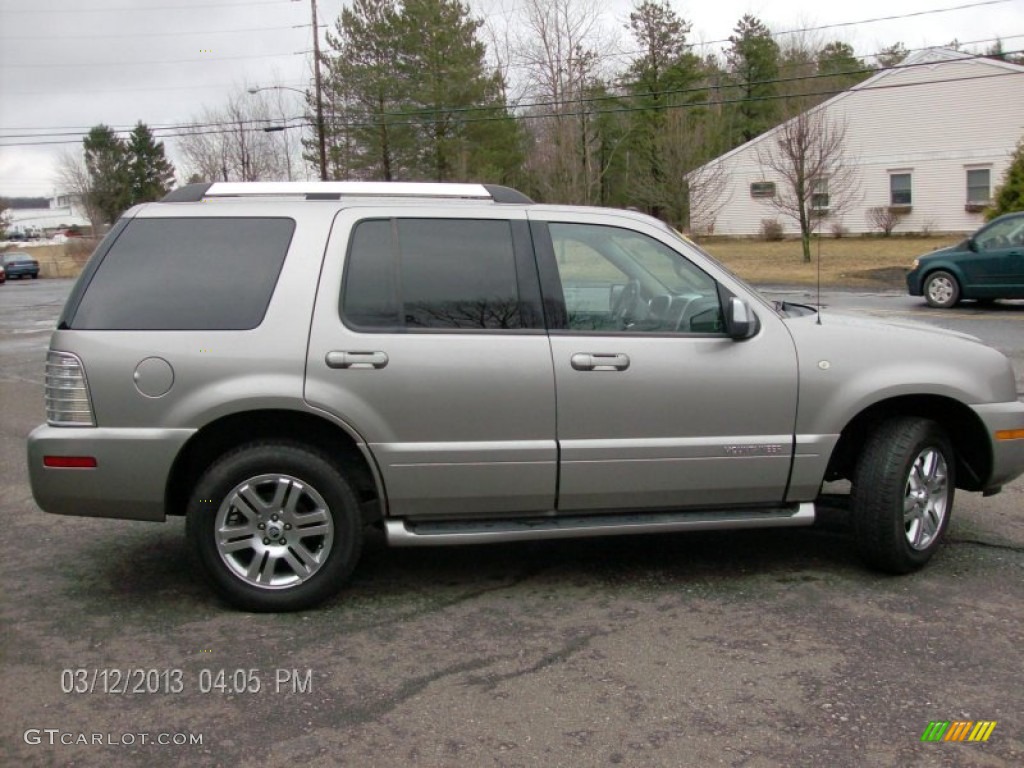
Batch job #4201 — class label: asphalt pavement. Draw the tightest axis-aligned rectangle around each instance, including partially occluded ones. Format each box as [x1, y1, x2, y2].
[1, 279, 1022, 767]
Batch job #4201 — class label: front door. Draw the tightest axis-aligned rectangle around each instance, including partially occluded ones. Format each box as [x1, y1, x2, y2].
[530, 213, 800, 512]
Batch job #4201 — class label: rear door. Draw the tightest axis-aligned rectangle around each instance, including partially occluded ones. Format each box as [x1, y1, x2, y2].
[305, 206, 558, 519]
[530, 211, 800, 512]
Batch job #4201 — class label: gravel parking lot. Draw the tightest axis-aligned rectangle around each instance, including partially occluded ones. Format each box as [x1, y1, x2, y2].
[2, 280, 1022, 767]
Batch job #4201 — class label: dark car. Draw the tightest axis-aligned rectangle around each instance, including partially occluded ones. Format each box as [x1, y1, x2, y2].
[907, 212, 1024, 307]
[0, 251, 40, 280]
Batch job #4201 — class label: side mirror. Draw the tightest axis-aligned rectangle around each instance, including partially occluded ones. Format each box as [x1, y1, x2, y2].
[725, 297, 759, 340]
[967, 237, 979, 253]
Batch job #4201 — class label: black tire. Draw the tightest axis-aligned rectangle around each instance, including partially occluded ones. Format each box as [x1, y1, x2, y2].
[923, 270, 960, 308]
[31, 273, 38, 279]
[186, 441, 362, 611]
[851, 417, 955, 574]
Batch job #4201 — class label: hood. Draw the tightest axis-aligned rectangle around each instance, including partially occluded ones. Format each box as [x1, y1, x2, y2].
[919, 240, 968, 261]
[806, 310, 982, 344]
[782, 309, 1017, 406]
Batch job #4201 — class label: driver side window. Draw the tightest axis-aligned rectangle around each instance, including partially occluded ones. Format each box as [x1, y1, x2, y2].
[549, 222, 724, 335]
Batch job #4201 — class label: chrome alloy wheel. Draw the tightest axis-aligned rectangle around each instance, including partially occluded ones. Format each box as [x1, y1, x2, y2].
[926, 275, 955, 305]
[215, 473, 334, 589]
[903, 447, 950, 551]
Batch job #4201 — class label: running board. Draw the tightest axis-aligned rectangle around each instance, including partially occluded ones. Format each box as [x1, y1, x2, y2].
[385, 502, 815, 547]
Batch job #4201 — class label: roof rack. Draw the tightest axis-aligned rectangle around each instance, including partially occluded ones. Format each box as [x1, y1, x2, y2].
[161, 182, 533, 204]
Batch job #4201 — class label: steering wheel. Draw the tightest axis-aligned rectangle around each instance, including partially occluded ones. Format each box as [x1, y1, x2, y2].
[611, 280, 641, 327]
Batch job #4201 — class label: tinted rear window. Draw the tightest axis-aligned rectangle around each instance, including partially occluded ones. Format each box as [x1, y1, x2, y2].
[342, 218, 523, 330]
[70, 217, 294, 330]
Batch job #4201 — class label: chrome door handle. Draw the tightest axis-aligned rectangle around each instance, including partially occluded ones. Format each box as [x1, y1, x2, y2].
[325, 351, 389, 369]
[570, 353, 630, 371]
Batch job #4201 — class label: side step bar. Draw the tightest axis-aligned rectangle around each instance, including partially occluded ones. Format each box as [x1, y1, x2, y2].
[385, 502, 815, 547]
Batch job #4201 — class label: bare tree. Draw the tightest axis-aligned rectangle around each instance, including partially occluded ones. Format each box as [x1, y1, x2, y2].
[175, 89, 297, 182]
[756, 108, 858, 262]
[866, 205, 902, 236]
[514, 0, 614, 203]
[54, 150, 104, 234]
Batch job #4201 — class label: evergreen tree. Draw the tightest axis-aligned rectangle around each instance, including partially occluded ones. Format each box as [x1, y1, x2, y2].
[622, 1, 704, 220]
[322, 0, 411, 180]
[83, 125, 131, 225]
[987, 138, 1024, 219]
[877, 42, 909, 68]
[726, 15, 781, 145]
[395, 0, 521, 182]
[126, 122, 175, 204]
[816, 42, 870, 90]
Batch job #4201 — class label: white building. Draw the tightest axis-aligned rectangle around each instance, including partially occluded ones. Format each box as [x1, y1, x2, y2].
[693, 49, 1024, 236]
[5, 194, 92, 238]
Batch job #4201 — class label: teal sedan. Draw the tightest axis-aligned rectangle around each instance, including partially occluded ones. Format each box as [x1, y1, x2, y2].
[0, 251, 40, 280]
[907, 212, 1024, 307]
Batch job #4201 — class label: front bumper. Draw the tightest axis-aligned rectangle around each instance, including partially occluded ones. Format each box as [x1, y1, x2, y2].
[27, 425, 195, 522]
[971, 401, 1024, 491]
[906, 267, 924, 296]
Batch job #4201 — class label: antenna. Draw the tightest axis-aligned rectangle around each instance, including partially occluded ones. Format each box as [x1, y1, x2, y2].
[816, 222, 823, 325]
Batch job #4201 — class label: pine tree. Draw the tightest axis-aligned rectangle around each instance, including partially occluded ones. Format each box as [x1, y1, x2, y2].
[622, 1, 704, 221]
[394, 0, 521, 182]
[987, 138, 1024, 219]
[83, 125, 131, 225]
[877, 43, 909, 68]
[726, 15, 780, 145]
[126, 122, 175, 204]
[322, 0, 412, 180]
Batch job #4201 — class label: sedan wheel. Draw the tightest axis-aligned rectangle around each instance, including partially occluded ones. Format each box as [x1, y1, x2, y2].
[923, 270, 960, 308]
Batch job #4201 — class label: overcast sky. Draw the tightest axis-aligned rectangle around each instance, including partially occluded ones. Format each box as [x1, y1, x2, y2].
[1, 0, 1021, 198]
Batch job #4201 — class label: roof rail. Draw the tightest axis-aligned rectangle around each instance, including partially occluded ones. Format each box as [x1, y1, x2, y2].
[161, 181, 533, 204]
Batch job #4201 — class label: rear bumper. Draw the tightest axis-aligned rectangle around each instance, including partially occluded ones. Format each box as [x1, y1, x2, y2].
[27, 425, 195, 522]
[971, 401, 1024, 491]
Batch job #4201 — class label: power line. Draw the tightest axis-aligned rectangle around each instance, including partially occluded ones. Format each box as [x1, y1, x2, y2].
[2, 0, 294, 13]
[2, 50, 308, 70]
[2, 47, 1020, 143]
[0, 24, 311, 42]
[2, 67, 1020, 148]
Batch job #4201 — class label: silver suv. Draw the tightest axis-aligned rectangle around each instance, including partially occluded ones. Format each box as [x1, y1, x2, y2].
[27, 182, 1024, 611]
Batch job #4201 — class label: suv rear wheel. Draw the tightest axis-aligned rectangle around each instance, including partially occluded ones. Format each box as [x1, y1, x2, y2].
[851, 417, 954, 573]
[186, 442, 362, 611]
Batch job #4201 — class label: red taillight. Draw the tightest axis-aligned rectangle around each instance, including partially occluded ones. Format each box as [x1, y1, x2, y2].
[43, 456, 97, 468]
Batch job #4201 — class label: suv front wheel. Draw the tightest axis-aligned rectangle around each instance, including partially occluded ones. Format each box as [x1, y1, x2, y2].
[186, 442, 362, 611]
[851, 417, 954, 573]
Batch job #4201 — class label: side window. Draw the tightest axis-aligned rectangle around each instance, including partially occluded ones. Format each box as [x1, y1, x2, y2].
[70, 217, 294, 330]
[342, 218, 524, 331]
[548, 223, 724, 335]
[890, 172, 912, 207]
[976, 216, 1024, 251]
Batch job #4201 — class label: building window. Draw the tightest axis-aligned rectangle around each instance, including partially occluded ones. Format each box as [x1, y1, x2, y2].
[750, 181, 776, 198]
[890, 173, 912, 207]
[966, 168, 991, 205]
[810, 177, 829, 211]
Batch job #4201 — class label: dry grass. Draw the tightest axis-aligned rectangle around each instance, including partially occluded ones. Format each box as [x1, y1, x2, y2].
[697, 235, 960, 288]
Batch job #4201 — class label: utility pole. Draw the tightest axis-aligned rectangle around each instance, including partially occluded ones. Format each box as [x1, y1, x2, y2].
[310, 0, 328, 180]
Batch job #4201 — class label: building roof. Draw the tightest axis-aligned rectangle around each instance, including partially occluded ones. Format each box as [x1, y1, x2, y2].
[695, 48, 1024, 174]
